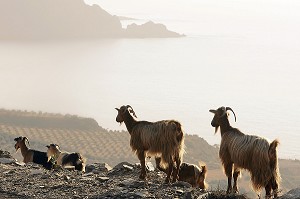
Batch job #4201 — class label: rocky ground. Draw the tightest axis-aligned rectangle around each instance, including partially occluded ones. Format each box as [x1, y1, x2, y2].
[1, 149, 286, 199]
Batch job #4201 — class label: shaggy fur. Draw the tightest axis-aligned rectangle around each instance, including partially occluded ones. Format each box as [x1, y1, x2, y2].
[14, 136, 53, 170]
[46, 144, 86, 172]
[155, 157, 207, 189]
[116, 105, 185, 183]
[210, 107, 281, 198]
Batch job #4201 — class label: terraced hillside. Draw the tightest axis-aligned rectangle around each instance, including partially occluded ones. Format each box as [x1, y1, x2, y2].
[0, 109, 219, 168]
[1, 108, 299, 197]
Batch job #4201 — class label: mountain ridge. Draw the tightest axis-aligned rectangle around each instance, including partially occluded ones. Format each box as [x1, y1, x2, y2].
[0, 0, 183, 40]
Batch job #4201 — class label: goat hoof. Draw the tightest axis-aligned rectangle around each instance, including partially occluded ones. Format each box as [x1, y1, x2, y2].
[139, 174, 146, 180]
[164, 178, 171, 184]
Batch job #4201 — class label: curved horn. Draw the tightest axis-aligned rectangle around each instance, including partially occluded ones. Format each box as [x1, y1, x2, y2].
[126, 105, 137, 118]
[220, 106, 227, 118]
[226, 107, 236, 122]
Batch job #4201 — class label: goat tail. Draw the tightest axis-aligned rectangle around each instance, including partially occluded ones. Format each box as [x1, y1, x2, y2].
[198, 163, 208, 189]
[175, 121, 185, 160]
[268, 139, 281, 185]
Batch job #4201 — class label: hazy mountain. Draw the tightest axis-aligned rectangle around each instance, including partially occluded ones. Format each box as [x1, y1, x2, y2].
[0, 0, 182, 40]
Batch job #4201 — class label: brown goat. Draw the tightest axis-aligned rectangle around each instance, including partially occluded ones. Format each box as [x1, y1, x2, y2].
[14, 136, 53, 169]
[155, 157, 207, 189]
[115, 105, 185, 183]
[46, 144, 86, 172]
[209, 106, 280, 198]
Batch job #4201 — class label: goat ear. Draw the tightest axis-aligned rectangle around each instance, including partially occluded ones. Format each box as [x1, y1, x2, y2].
[46, 145, 50, 148]
[209, 109, 216, 113]
[115, 108, 120, 111]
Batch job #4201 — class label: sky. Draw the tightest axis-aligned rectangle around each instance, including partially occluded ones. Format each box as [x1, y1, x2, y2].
[84, 0, 300, 38]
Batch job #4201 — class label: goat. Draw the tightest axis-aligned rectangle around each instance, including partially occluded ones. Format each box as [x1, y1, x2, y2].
[14, 136, 53, 170]
[155, 157, 207, 189]
[46, 144, 86, 172]
[115, 105, 185, 183]
[209, 106, 280, 198]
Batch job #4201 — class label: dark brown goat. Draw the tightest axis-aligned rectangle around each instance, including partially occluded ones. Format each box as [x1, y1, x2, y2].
[155, 157, 207, 189]
[209, 106, 280, 198]
[115, 105, 185, 183]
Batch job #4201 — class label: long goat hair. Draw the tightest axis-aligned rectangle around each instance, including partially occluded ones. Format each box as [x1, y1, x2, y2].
[116, 105, 185, 183]
[210, 106, 280, 198]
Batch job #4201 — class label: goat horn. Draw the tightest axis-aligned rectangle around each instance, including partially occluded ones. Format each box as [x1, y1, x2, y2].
[226, 107, 236, 122]
[126, 105, 137, 118]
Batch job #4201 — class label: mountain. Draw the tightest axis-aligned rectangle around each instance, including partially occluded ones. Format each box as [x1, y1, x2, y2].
[0, 0, 183, 40]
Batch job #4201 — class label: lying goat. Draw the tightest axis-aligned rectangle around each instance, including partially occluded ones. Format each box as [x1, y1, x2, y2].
[14, 136, 53, 170]
[155, 157, 207, 189]
[46, 144, 86, 172]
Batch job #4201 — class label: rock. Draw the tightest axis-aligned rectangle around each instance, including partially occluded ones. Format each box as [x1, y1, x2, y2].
[196, 192, 209, 199]
[279, 188, 300, 199]
[64, 166, 75, 171]
[30, 169, 43, 175]
[64, 175, 70, 181]
[0, 158, 16, 164]
[85, 163, 112, 173]
[172, 181, 192, 188]
[0, 150, 13, 158]
[113, 162, 135, 170]
[146, 162, 155, 171]
[123, 164, 134, 171]
[97, 176, 110, 182]
[176, 189, 184, 194]
[134, 191, 149, 198]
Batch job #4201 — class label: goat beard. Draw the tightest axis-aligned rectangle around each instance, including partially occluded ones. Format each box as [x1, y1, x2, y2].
[118, 121, 123, 126]
[214, 126, 219, 134]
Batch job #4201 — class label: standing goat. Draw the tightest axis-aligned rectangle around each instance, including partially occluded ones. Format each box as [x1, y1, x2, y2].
[46, 144, 86, 172]
[115, 105, 185, 183]
[209, 106, 280, 198]
[14, 136, 53, 170]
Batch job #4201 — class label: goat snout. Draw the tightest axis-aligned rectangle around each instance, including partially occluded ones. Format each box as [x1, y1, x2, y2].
[211, 121, 216, 127]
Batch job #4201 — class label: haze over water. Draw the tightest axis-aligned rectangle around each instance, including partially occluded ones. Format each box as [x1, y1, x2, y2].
[1, 0, 300, 159]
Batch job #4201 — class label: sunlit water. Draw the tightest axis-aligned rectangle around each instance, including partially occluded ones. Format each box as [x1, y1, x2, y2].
[0, 35, 299, 159]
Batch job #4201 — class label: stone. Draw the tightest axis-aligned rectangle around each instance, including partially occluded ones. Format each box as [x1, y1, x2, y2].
[30, 169, 43, 175]
[172, 181, 192, 188]
[146, 162, 155, 171]
[279, 188, 300, 199]
[97, 176, 110, 182]
[113, 162, 134, 170]
[134, 191, 149, 198]
[0, 158, 16, 164]
[64, 166, 75, 171]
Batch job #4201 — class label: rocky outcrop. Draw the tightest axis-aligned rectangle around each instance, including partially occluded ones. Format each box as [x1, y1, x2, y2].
[279, 188, 300, 199]
[0, 150, 246, 199]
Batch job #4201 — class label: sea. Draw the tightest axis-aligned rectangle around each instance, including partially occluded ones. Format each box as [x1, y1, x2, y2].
[1, 0, 300, 159]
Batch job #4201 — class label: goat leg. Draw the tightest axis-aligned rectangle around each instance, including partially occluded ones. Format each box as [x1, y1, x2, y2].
[137, 151, 146, 180]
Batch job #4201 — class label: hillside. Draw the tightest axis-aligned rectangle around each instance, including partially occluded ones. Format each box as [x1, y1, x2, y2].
[0, 0, 183, 39]
[0, 108, 299, 198]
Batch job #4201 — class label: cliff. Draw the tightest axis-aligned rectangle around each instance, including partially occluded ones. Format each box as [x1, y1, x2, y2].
[0, 0, 183, 40]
